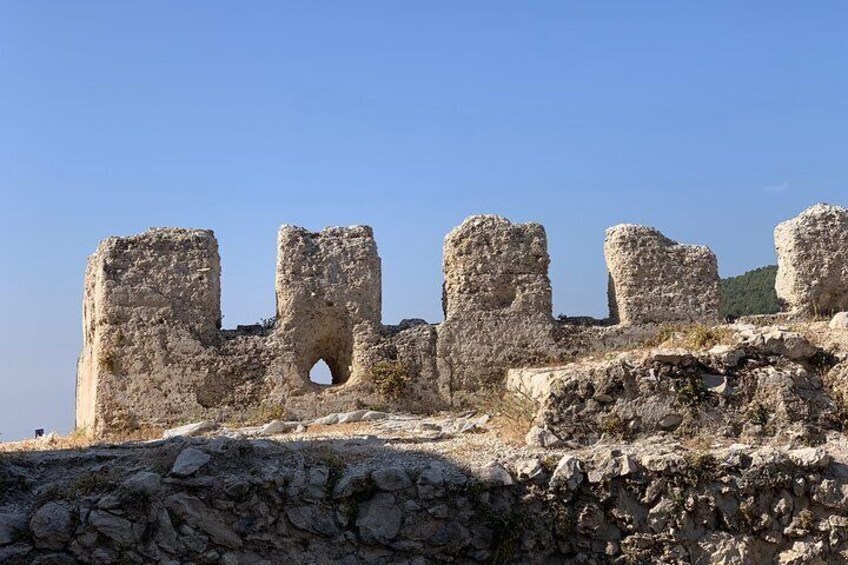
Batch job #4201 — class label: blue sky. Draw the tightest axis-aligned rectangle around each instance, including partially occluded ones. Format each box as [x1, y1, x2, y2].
[1, 2, 846, 441]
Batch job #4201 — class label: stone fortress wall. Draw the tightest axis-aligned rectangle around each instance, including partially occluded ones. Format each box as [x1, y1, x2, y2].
[76, 203, 848, 437]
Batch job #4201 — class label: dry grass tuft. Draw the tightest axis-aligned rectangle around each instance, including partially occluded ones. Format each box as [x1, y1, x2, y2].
[644, 323, 734, 350]
[474, 388, 537, 446]
[368, 361, 411, 401]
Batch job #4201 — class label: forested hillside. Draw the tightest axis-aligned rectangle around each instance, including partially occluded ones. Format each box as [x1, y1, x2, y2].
[720, 265, 781, 319]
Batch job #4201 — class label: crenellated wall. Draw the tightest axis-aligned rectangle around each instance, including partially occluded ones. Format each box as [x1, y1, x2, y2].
[76, 204, 846, 436]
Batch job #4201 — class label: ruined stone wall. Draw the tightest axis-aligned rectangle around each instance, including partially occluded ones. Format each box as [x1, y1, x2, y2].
[775, 203, 848, 316]
[76, 205, 845, 436]
[76, 225, 445, 436]
[1, 432, 845, 564]
[604, 224, 720, 325]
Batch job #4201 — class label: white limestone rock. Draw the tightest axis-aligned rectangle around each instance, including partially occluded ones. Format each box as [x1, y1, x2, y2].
[788, 447, 831, 469]
[163, 420, 219, 439]
[704, 344, 745, 368]
[258, 420, 303, 435]
[311, 410, 389, 426]
[741, 328, 818, 360]
[513, 458, 546, 483]
[479, 462, 514, 486]
[525, 426, 564, 448]
[550, 455, 583, 490]
[830, 312, 848, 330]
[170, 447, 211, 477]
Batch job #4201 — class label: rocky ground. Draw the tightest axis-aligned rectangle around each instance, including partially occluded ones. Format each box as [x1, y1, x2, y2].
[3, 319, 848, 564]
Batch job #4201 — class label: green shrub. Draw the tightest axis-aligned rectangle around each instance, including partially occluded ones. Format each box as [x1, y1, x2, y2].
[368, 361, 410, 401]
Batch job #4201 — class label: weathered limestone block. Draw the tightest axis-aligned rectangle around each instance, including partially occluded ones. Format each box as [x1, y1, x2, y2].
[438, 215, 562, 399]
[76, 229, 228, 435]
[605, 224, 719, 325]
[775, 204, 848, 316]
[275, 225, 382, 387]
[442, 215, 551, 318]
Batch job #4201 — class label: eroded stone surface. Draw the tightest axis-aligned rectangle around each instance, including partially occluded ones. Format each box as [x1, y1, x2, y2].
[76, 208, 846, 438]
[441, 215, 551, 318]
[437, 215, 567, 398]
[170, 447, 211, 477]
[74, 228, 284, 436]
[775, 204, 848, 316]
[604, 224, 720, 325]
[521, 325, 840, 445]
[275, 225, 381, 389]
[29, 502, 72, 550]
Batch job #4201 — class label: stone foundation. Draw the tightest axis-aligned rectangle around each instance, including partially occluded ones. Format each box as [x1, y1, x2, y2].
[2, 424, 847, 564]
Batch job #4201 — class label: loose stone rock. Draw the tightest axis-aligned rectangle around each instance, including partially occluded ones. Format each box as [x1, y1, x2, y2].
[550, 455, 583, 490]
[163, 421, 219, 439]
[830, 312, 848, 330]
[525, 426, 563, 448]
[312, 410, 389, 426]
[0, 513, 27, 546]
[513, 458, 546, 483]
[258, 420, 302, 435]
[788, 447, 831, 469]
[479, 462, 514, 486]
[29, 502, 72, 550]
[356, 493, 403, 544]
[658, 413, 683, 430]
[170, 447, 211, 477]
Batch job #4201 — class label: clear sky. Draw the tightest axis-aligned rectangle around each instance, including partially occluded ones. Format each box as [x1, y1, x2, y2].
[1, 2, 846, 441]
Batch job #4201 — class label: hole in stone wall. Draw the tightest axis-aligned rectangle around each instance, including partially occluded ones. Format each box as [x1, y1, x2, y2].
[309, 359, 334, 386]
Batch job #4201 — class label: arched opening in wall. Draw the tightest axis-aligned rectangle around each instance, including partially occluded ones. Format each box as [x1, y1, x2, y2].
[301, 313, 354, 387]
[309, 359, 334, 386]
